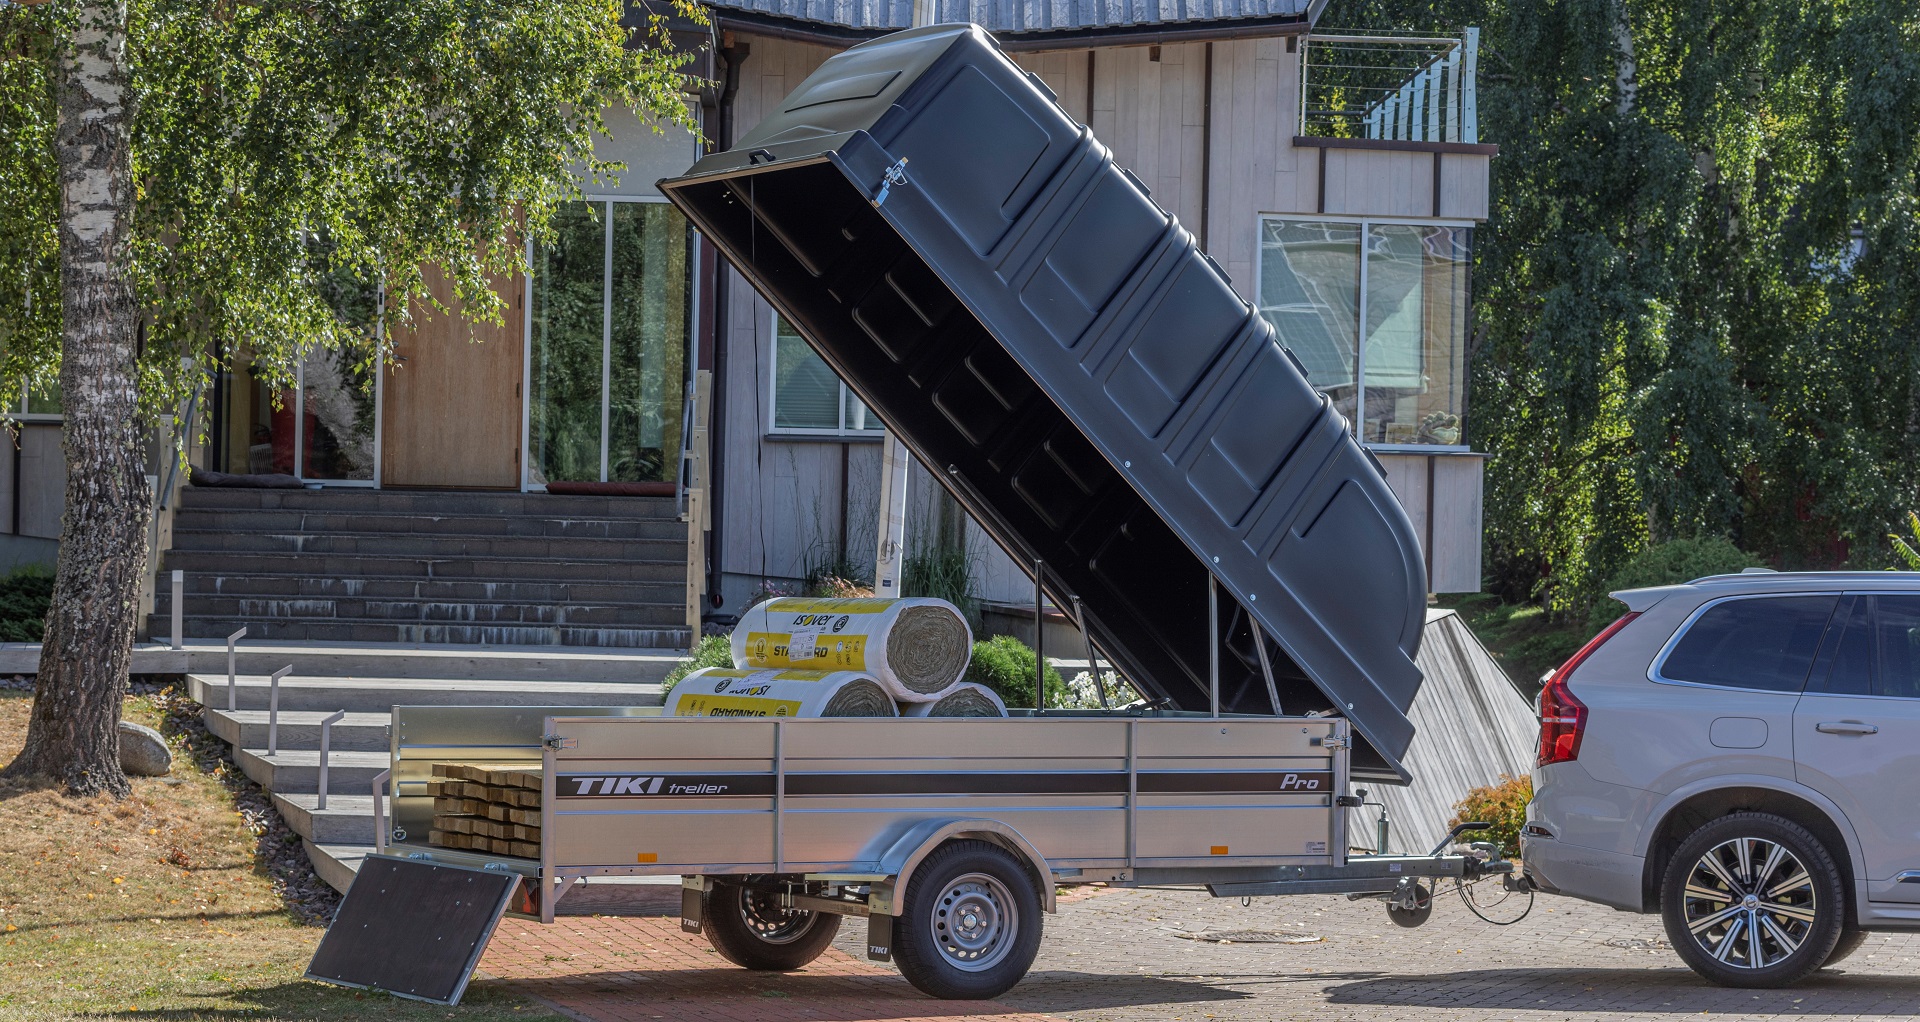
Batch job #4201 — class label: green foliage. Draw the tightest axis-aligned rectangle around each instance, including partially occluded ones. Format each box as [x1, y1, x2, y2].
[962, 635, 1068, 711]
[1449, 773, 1532, 859]
[1586, 537, 1761, 630]
[0, 565, 53, 644]
[1437, 591, 1590, 690]
[1333, 0, 1920, 613]
[902, 545, 979, 629]
[662, 634, 732, 695]
[1892, 512, 1920, 570]
[0, 0, 701, 420]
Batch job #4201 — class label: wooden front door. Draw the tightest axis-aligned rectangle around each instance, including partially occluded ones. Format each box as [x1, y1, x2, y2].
[382, 267, 524, 489]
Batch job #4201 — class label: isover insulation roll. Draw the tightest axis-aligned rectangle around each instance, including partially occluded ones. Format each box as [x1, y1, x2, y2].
[731, 597, 973, 701]
[668, 667, 897, 718]
[899, 683, 1007, 718]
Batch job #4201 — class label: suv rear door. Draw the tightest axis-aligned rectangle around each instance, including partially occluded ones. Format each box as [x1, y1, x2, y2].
[1794, 593, 1920, 905]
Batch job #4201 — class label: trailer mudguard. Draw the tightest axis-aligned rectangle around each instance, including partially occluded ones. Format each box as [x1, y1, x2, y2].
[660, 23, 1427, 780]
[868, 817, 1056, 916]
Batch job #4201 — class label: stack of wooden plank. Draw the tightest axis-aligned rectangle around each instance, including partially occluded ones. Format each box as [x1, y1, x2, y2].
[427, 763, 543, 858]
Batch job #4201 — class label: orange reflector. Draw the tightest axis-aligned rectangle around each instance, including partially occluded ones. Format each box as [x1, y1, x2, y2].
[1210, 846, 1229, 856]
[636, 853, 658, 863]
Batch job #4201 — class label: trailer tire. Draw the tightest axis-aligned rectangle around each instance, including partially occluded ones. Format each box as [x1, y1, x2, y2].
[703, 882, 841, 971]
[892, 840, 1043, 1000]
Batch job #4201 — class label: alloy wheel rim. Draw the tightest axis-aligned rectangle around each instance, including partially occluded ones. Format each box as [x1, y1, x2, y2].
[739, 888, 816, 944]
[931, 872, 1018, 972]
[1681, 837, 1818, 970]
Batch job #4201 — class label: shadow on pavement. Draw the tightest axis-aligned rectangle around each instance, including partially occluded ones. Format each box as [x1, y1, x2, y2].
[1322, 966, 1920, 1015]
[1002, 970, 1390, 1012]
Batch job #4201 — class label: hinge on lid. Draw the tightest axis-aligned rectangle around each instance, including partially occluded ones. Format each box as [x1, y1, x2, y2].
[873, 158, 910, 207]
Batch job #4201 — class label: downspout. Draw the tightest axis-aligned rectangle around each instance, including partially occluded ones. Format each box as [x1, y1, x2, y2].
[705, 34, 750, 615]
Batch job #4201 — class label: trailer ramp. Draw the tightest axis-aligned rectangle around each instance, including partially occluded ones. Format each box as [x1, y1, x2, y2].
[661, 24, 1429, 780]
[305, 857, 518, 1005]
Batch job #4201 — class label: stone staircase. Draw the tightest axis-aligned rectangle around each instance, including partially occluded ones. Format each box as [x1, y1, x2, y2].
[189, 666, 671, 899]
[154, 488, 692, 648]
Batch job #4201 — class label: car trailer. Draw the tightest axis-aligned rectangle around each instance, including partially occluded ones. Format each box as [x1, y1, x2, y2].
[307, 22, 1525, 1004]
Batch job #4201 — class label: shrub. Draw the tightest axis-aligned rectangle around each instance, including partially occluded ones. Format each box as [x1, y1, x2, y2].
[0, 565, 53, 643]
[1449, 774, 1532, 859]
[963, 634, 1068, 710]
[1587, 537, 1759, 631]
[663, 634, 733, 696]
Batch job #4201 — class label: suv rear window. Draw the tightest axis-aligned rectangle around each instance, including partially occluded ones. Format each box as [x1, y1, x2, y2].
[1659, 595, 1838, 692]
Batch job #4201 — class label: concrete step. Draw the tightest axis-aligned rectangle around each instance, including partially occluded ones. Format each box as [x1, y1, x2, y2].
[170, 508, 686, 540]
[154, 593, 687, 627]
[170, 573, 685, 606]
[160, 549, 687, 583]
[167, 528, 686, 561]
[189, 673, 667, 713]
[179, 487, 680, 519]
[203, 708, 391, 751]
[274, 793, 380, 844]
[235, 747, 389, 794]
[303, 840, 371, 895]
[155, 615, 691, 647]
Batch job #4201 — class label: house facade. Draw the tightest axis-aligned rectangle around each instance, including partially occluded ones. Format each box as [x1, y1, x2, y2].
[0, 0, 1494, 643]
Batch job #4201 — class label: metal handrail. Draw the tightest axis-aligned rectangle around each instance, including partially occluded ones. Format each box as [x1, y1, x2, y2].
[316, 709, 347, 809]
[266, 665, 292, 756]
[225, 627, 247, 712]
[372, 768, 392, 855]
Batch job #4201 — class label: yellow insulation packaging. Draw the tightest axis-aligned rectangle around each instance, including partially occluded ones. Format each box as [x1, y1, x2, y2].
[667, 667, 897, 718]
[730, 597, 973, 701]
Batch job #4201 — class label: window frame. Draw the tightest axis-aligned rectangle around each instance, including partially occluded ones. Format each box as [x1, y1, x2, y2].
[5, 380, 62, 423]
[521, 194, 697, 489]
[1646, 592, 1841, 694]
[1253, 212, 1474, 452]
[765, 311, 885, 440]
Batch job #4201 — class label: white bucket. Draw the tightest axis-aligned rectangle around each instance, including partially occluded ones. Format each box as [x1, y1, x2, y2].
[731, 597, 973, 701]
[668, 667, 898, 718]
[899, 683, 1008, 717]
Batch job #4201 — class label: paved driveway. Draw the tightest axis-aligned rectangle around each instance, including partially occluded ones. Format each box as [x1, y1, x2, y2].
[484, 885, 1920, 1022]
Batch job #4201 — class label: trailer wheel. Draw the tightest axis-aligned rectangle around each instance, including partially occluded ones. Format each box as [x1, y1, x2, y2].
[702, 882, 840, 971]
[1386, 883, 1433, 927]
[892, 840, 1043, 1000]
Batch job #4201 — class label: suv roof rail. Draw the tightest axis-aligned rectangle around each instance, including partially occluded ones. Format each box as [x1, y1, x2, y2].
[1689, 570, 1920, 585]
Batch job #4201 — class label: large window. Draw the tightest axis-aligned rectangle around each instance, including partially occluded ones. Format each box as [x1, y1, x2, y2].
[1257, 217, 1470, 447]
[528, 199, 691, 484]
[770, 316, 883, 436]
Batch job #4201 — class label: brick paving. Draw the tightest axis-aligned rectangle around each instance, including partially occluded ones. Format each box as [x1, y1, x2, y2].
[480, 885, 1920, 1022]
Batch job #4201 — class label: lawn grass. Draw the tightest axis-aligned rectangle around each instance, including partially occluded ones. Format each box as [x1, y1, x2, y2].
[0, 689, 559, 1022]
[1434, 592, 1595, 696]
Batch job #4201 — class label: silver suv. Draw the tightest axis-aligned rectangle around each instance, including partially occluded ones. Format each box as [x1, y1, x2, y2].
[1523, 571, 1920, 987]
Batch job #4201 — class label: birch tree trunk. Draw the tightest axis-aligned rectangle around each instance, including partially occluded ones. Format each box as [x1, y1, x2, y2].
[3, 0, 147, 797]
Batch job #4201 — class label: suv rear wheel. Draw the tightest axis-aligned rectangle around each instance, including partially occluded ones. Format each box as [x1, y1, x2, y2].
[1660, 812, 1845, 987]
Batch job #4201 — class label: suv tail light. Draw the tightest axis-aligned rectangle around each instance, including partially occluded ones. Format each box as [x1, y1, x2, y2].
[1536, 612, 1639, 766]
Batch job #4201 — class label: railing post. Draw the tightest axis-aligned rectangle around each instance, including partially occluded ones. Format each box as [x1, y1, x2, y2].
[316, 709, 346, 810]
[1462, 27, 1480, 144]
[1425, 61, 1443, 142]
[170, 570, 184, 651]
[226, 626, 247, 713]
[267, 665, 292, 757]
[1445, 45, 1462, 143]
[371, 768, 392, 855]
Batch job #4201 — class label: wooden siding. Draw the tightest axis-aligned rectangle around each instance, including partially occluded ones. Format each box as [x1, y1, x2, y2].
[718, 36, 883, 581]
[1355, 608, 1534, 853]
[1375, 452, 1485, 594]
